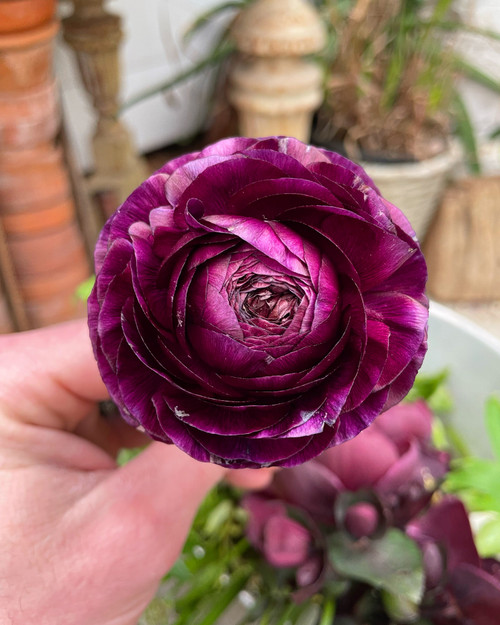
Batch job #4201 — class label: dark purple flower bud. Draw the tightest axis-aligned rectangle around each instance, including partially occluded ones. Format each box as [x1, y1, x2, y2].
[420, 541, 445, 589]
[271, 400, 447, 526]
[317, 427, 400, 490]
[407, 497, 481, 571]
[377, 442, 449, 525]
[296, 554, 324, 588]
[88, 136, 428, 468]
[263, 515, 312, 568]
[243, 494, 313, 568]
[242, 494, 287, 548]
[271, 460, 343, 524]
[372, 399, 433, 452]
[344, 502, 379, 538]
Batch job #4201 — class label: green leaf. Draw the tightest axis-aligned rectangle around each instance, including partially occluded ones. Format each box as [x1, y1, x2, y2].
[451, 91, 481, 175]
[485, 396, 500, 459]
[431, 416, 449, 451]
[454, 57, 500, 95]
[75, 275, 95, 302]
[430, 0, 455, 22]
[116, 447, 145, 465]
[382, 590, 420, 623]
[445, 424, 471, 458]
[406, 369, 449, 403]
[446, 457, 500, 493]
[382, 49, 404, 110]
[458, 490, 500, 515]
[174, 562, 227, 613]
[329, 528, 424, 605]
[169, 558, 193, 582]
[475, 515, 500, 557]
[195, 567, 252, 625]
[121, 41, 235, 112]
[445, 456, 500, 512]
[141, 596, 171, 625]
[428, 384, 454, 415]
[295, 602, 321, 625]
[204, 499, 233, 535]
[184, 1, 247, 42]
[436, 20, 500, 43]
[274, 603, 303, 625]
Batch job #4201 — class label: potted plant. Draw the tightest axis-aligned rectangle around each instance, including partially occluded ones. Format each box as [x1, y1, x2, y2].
[310, 0, 500, 238]
[123, 0, 500, 240]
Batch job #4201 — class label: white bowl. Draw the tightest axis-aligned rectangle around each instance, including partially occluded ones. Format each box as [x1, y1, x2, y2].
[424, 301, 500, 458]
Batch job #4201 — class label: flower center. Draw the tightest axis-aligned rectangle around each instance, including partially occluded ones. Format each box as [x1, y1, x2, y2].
[243, 285, 301, 325]
[230, 273, 304, 328]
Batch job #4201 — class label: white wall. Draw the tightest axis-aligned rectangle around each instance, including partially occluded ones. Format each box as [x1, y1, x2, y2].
[57, 0, 500, 172]
[457, 0, 500, 132]
[57, 0, 231, 171]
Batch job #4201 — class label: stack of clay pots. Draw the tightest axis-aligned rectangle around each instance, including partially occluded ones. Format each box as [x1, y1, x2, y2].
[0, 0, 90, 331]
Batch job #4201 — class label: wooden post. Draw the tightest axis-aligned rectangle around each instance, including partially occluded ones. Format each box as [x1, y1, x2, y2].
[62, 0, 148, 211]
[228, 0, 326, 142]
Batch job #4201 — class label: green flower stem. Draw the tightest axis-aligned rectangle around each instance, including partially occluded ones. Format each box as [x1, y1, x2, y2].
[195, 567, 253, 625]
[274, 602, 302, 625]
[174, 563, 226, 611]
[259, 605, 275, 625]
[318, 597, 335, 625]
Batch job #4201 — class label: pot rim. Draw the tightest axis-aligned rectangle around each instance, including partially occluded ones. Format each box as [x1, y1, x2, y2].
[361, 142, 461, 180]
[0, 19, 58, 50]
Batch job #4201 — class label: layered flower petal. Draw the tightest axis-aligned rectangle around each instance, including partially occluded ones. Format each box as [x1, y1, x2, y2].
[89, 136, 428, 468]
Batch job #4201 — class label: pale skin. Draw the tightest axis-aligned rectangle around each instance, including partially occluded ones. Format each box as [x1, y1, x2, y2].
[0, 319, 272, 625]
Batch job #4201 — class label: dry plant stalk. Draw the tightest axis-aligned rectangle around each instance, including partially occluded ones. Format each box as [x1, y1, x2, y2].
[317, 0, 452, 161]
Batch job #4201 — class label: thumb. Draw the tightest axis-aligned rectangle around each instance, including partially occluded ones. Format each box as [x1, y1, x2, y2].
[80, 443, 226, 583]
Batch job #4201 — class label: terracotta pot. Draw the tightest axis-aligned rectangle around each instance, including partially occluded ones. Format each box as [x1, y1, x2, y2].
[25, 290, 86, 327]
[1, 198, 75, 235]
[7, 222, 88, 276]
[0, 0, 56, 34]
[19, 260, 90, 300]
[0, 146, 70, 210]
[0, 79, 59, 148]
[0, 143, 54, 168]
[0, 20, 58, 91]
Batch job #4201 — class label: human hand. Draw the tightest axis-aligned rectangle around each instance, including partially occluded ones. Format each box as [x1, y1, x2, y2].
[0, 319, 272, 625]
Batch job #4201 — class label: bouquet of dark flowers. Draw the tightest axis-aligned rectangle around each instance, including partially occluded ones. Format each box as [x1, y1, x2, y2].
[139, 378, 500, 625]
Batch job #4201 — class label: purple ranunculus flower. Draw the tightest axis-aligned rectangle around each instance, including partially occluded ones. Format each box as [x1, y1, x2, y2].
[88, 136, 428, 468]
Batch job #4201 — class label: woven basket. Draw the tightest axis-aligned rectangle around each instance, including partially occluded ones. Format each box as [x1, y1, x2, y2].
[362, 143, 460, 241]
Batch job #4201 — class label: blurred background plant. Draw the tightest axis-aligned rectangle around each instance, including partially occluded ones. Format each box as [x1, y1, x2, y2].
[135, 372, 500, 625]
[124, 0, 500, 174]
[311, 0, 500, 170]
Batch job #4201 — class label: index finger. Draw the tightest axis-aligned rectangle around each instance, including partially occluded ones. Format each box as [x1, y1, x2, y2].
[0, 318, 108, 430]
